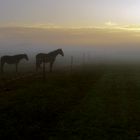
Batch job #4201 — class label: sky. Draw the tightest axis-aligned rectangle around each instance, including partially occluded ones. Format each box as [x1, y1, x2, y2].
[1, 0, 140, 60]
[1, 0, 140, 27]
[0, 0, 140, 60]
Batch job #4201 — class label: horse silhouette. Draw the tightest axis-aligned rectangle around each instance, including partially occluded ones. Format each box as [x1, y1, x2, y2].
[1, 54, 29, 73]
[36, 49, 64, 72]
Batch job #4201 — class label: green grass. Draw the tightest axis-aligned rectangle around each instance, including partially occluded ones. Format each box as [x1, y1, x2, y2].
[0, 66, 140, 139]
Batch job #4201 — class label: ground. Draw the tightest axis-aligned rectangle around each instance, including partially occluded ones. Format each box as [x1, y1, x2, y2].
[0, 65, 140, 140]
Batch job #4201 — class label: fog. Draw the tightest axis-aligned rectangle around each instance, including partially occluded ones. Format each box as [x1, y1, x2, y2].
[1, 27, 140, 66]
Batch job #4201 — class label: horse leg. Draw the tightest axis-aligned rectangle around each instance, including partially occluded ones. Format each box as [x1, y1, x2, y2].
[50, 62, 53, 72]
[36, 60, 39, 72]
[36, 62, 38, 72]
[1, 62, 4, 73]
[36, 59, 42, 72]
[16, 63, 18, 73]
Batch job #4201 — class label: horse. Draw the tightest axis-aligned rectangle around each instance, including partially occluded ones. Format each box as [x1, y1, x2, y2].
[36, 49, 64, 72]
[1, 54, 29, 73]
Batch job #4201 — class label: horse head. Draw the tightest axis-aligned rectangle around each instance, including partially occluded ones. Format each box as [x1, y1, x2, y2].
[58, 49, 64, 56]
[23, 54, 29, 61]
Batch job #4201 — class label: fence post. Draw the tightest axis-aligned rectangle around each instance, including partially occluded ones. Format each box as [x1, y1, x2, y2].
[70, 56, 73, 73]
[43, 61, 46, 81]
[82, 53, 85, 70]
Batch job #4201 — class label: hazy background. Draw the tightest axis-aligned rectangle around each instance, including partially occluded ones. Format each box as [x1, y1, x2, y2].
[1, 0, 140, 65]
[1, 27, 140, 64]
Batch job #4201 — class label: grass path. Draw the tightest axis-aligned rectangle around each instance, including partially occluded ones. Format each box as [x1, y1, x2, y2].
[0, 69, 103, 139]
[51, 70, 140, 140]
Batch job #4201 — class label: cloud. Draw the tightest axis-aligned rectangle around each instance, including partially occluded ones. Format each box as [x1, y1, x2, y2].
[0, 23, 63, 29]
[105, 21, 118, 26]
[1, 22, 140, 34]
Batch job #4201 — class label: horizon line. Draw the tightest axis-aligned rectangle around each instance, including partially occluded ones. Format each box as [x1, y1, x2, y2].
[1, 23, 140, 32]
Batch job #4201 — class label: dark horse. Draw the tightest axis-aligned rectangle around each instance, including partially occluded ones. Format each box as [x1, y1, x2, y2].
[36, 49, 64, 72]
[1, 54, 29, 73]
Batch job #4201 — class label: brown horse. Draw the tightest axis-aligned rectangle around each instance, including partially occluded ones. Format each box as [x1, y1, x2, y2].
[1, 54, 29, 73]
[36, 49, 64, 72]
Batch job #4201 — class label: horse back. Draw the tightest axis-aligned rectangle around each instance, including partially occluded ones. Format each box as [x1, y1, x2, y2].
[36, 53, 46, 57]
[1, 55, 17, 64]
[1, 56, 10, 62]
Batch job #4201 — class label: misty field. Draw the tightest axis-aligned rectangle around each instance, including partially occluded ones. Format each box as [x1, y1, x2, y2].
[0, 65, 140, 140]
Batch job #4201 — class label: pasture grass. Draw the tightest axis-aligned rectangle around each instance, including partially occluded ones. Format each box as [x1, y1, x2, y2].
[0, 65, 140, 139]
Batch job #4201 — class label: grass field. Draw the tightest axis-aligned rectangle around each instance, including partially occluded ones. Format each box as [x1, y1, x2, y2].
[0, 65, 140, 139]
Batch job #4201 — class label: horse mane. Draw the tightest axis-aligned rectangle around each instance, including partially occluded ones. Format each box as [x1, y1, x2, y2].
[14, 54, 27, 57]
[47, 49, 61, 55]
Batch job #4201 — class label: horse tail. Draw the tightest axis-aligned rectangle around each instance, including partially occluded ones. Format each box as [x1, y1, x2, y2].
[36, 55, 41, 72]
[36, 55, 38, 72]
[36, 60, 39, 72]
[0, 56, 4, 73]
